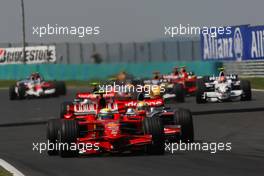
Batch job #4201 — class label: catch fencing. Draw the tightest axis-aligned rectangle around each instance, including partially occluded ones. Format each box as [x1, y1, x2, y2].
[0, 39, 201, 64]
[223, 60, 264, 77]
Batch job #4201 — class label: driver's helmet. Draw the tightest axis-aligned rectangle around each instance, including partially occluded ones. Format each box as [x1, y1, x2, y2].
[180, 67, 186, 73]
[173, 67, 179, 75]
[153, 71, 160, 80]
[219, 76, 226, 83]
[150, 86, 161, 97]
[98, 108, 114, 120]
[117, 71, 127, 81]
[30, 72, 41, 81]
[180, 67, 188, 78]
[136, 101, 149, 112]
[219, 71, 225, 77]
[126, 108, 136, 115]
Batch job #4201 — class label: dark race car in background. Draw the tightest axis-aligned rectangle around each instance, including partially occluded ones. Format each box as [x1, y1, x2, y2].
[141, 69, 197, 103]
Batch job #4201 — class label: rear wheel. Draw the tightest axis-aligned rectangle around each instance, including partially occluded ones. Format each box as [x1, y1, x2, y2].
[47, 119, 61, 155]
[9, 85, 17, 100]
[143, 117, 165, 155]
[196, 79, 206, 104]
[58, 120, 79, 157]
[173, 84, 185, 103]
[174, 109, 194, 142]
[241, 80, 252, 101]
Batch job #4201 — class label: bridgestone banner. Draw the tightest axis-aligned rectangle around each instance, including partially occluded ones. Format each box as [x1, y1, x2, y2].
[0, 45, 56, 65]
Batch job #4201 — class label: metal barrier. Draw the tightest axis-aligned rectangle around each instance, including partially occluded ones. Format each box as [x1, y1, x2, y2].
[223, 60, 264, 77]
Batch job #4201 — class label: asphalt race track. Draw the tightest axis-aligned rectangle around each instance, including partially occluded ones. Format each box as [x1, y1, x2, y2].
[0, 89, 264, 176]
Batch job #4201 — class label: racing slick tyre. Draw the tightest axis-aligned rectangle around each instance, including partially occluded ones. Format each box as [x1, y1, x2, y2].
[58, 120, 79, 157]
[173, 84, 185, 103]
[241, 80, 252, 101]
[47, 119, 61, 155]
[55, 81, 66, 96]
[143, 117, 165, 155]
[17, 84, 26, 99]
[174, 109, 194, 142]
[196, 79, 206, 104]
[60, 101, 72, 119]
[9, 85, 17, 100]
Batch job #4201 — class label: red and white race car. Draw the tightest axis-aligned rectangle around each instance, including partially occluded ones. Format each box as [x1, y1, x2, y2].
[9, 73, 66, 100]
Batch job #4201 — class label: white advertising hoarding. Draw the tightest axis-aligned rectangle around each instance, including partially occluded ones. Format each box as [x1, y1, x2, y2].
[0, 45, 56, 65]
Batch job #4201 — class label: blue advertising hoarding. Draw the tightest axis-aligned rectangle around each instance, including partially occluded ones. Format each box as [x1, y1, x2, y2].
[201, 25, 264, 60]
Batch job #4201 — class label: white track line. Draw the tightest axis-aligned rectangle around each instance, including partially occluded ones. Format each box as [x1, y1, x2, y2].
[252, 89, 264, 92]
[0, 159, 25, 176]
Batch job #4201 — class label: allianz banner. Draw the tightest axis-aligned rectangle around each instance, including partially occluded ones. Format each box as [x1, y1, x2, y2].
[201, 25, 264, 61]
[0, 45, 56, 65]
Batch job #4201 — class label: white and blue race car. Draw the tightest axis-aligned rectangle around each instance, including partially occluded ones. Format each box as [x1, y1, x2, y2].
[196, 72, 252, 103]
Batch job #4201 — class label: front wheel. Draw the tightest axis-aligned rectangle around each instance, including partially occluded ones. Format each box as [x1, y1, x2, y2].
[240, 80, 252, 101]
[47, 119, 61, 155]
[143, 117, 165, 155]
[196, 79, 206, 104]
[58, 120, 79, 157]
[174, 109, 194, 142]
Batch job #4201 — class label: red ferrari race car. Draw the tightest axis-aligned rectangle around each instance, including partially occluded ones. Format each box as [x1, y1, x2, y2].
[47, 108, 165, 157]
[9, 72, 66, 100]
[47, 91, 194, 157]
[161, 66, 197, 96]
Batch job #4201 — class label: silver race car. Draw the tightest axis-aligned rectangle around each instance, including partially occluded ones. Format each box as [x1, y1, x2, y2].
[196, 71, 252, 103]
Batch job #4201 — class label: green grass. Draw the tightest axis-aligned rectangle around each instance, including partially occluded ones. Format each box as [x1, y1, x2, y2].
[0, 166, 13, 176]
[243, 77, 264, 89]
[0, 81, 16, 88]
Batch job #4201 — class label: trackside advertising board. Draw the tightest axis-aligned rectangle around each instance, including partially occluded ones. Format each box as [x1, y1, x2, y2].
[0, 45, 56, 65]
[201, 25, 264, 61]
